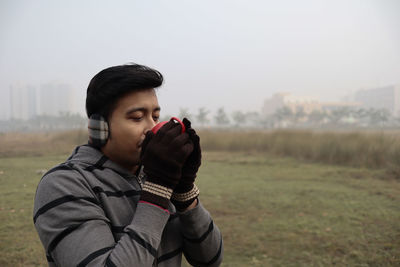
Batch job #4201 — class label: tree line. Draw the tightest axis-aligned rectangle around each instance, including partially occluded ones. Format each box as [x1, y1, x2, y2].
[166, 106, 400, 129]
[1, 106, 399, 132]
[0, 112, 86, 132]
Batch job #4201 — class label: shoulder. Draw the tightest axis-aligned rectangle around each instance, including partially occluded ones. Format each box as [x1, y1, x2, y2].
[34, 162, 97, 213]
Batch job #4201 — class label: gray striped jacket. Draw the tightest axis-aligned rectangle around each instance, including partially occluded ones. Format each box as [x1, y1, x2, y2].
[33, 145, 223, 266]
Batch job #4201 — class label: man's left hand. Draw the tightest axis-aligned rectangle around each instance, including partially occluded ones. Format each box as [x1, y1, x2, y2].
[171, 118, 201, 211]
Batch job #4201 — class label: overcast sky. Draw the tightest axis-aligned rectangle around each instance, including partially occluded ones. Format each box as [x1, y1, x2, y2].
[1, 0, 399, 118]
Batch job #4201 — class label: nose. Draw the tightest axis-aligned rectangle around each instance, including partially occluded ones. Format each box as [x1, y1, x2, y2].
[144, 118, 157, 134]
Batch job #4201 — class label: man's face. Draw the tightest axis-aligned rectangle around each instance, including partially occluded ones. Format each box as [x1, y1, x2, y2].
[101, 89, 160, 172]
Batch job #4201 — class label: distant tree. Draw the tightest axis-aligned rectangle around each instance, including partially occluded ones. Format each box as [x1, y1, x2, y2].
[231, 110, 246, 127]
[350, 108, 373, 126]
[396, 116, 400, 125]
[178, 107, 192, 120]
[308, 110, 325, 125]
[294, 106, 306, 124]
[379, 109, 390, 125]
[273, 106, 294, 126]
[196, 107, 210, 127]
[260, 114, 275, 128]
[245, 111, 261, 128]
[214, 107, 230, 127]
[353, 108, 367, 121]
[368, 108, 390, 126]
[329, 107, 351, 125]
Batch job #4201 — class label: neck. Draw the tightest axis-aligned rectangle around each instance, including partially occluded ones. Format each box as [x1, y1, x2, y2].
[100, 147, 139, 174]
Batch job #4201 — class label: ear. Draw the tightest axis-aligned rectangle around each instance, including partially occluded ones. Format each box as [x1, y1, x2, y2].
[88, 114, 109, 147]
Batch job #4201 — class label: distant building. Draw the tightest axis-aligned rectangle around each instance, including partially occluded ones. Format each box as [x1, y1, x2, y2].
[262, 93, 321, 115]
[262, 92, 362, 118]
[354, 85, 400, 117]
[9, 84, 37, 120]
[9, 82, 75, 120]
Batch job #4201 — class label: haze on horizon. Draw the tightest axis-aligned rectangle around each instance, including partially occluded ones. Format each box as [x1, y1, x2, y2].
[1, 0, 399, 119]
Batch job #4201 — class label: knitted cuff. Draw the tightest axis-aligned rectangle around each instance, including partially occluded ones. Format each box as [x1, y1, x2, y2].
[171, 184, 200, 211]
[140, 181, 173, 209]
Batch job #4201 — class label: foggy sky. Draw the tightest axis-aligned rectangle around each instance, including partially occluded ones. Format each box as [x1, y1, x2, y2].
[1, 0, 399, 119]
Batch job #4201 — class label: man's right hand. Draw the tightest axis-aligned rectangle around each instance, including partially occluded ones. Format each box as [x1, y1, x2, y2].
[139, 119, 193, 209]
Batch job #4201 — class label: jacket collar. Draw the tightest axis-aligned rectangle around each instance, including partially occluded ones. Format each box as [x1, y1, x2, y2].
[67, 144, 143, 180]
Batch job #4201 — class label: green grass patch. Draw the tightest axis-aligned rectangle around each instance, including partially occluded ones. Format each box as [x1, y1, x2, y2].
[196, 152, 400, 266]
[0, 155, 67, 267]
[1, 152, 399, 266]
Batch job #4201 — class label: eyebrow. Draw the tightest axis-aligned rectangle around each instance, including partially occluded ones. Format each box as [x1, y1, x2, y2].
[126, 106, 161, 115]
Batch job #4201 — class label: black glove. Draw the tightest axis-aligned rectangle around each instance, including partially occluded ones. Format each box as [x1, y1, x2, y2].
[171, 118, 201, 211]
[140, 120, 193, 209]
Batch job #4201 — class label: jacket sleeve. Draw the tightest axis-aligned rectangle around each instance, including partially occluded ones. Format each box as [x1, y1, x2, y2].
[178, 200, 223, 267]
[33, 169, 169, 267]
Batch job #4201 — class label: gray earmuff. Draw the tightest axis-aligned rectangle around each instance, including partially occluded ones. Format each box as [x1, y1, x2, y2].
[88, 114, 109, 147]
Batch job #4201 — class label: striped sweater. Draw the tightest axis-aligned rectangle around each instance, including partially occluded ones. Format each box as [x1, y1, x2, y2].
[33, 144, 223, 266]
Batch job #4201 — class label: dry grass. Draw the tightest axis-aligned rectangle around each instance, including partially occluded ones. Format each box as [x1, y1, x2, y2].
[0, 130, 87, 157]
[200, 129, 400, 179]
[0, 129, 399, 179]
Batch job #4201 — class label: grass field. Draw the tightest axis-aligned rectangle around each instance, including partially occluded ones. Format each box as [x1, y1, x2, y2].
[1, 150, 399, 266]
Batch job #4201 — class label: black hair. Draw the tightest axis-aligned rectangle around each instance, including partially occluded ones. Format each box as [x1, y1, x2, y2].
[86, 63, 163, 119]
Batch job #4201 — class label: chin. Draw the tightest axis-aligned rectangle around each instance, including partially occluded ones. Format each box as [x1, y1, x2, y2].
[130, 155, 141, 166]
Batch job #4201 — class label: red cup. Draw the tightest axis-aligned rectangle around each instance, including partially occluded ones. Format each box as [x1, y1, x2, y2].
[152, 117, 186, 134]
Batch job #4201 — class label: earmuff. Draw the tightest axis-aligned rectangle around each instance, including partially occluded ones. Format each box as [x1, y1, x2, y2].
[88, 114, 109, 147]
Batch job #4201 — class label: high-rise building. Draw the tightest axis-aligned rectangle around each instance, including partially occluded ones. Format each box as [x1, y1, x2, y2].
[9, 84, 37, 120]
[354, 85, 400, 117]
[9, 82, 75, 120]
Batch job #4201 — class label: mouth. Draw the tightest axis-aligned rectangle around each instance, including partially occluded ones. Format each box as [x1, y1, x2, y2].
[137, 139, 145, 148]
[137, 134, 147, 149]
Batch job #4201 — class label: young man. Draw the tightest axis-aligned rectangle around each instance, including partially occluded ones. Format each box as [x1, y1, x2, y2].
[33, 64, 223, 266]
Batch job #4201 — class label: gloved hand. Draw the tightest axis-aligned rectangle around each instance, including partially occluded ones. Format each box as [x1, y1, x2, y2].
[171, 118, 201, 211]
[140, 120, 193, 209]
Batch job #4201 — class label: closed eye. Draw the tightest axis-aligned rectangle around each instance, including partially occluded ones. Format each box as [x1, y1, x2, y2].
[130, 117, 142, 121]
